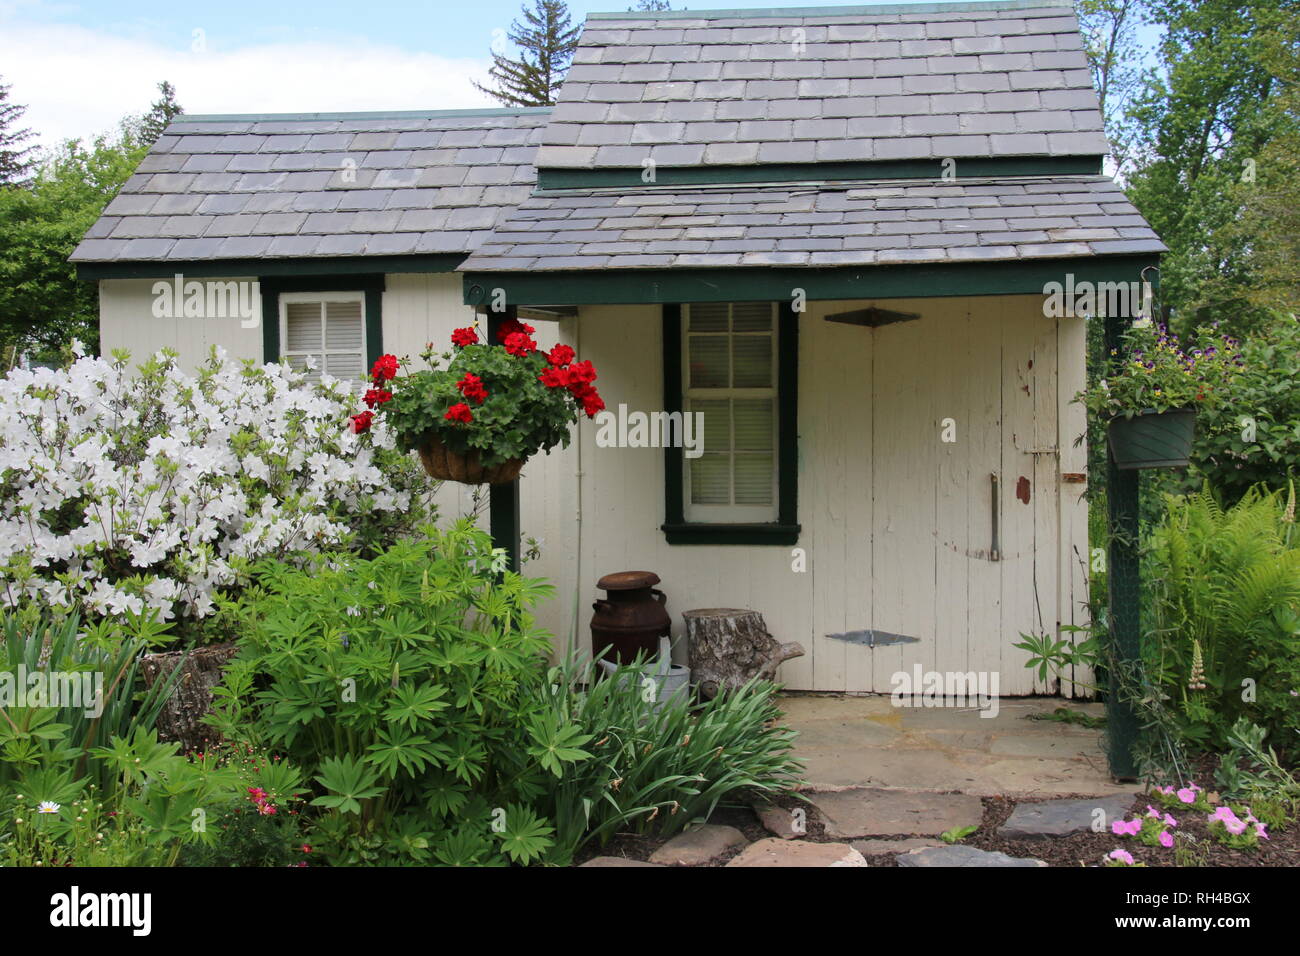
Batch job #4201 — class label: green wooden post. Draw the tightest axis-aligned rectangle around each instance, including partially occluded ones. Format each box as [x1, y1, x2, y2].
[487, 308, 521, 574]
[1105, 310, 1141, 780]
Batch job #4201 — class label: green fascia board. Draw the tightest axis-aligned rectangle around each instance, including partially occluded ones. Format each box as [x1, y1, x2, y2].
[463, 254, 1160, 307]
[76, 255, 465, 281]
[537, 156, 1103, 190]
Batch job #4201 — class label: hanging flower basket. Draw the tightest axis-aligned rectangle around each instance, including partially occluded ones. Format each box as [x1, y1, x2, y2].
[349, 318, 604, 486]
[1108, 407, 1197, 470]
[416, 433, 523, 485]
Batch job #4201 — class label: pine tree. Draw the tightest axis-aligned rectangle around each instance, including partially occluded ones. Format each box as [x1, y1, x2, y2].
[0, 77, 36, 186]
[630, 0, 673, 9]
[137, 81, 184, 145]
[474, 0, 580, 107]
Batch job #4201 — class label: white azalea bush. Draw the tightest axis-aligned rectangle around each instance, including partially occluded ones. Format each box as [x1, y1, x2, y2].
[0, 346, 433, 627]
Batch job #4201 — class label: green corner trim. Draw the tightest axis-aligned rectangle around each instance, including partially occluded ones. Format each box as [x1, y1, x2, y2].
[260, 274, 385, 367]
[76, 254, 464, 281]
[537, 156, 1103, 190]
[464, 255, 1160, 307]
[661, 302, 800, 546]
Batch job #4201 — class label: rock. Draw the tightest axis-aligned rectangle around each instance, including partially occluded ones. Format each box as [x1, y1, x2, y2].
[727, 838, 868, 867]
[752, 802, 808, 840]
[808, 788, 984, 839]
[648, 824, 748, 866]
[896, 845, 1047, 867]
[851, 837, 944, 857]
[579, 857, 664, 867]
[998, 794, 1138, 840]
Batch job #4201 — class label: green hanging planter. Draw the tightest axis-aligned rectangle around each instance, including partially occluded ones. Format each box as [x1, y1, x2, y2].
[1107, 407, 1196, 470]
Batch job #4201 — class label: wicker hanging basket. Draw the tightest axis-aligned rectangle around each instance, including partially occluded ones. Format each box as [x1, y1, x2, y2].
[416, 434, 524, 485]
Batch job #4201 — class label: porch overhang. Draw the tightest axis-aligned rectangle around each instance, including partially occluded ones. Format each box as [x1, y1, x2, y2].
[462, 254, 1160, 307]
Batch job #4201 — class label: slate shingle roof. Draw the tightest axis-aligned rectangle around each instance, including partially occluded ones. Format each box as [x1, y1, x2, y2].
[540, 1, 1108, 169]
[459, 176, 1165, 271]
[70, 108, 551, 263]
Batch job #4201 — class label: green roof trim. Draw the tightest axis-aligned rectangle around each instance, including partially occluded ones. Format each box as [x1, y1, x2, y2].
[77, 255, 466, 281]
[588, 0, 1069, 19]
[462, 254, 1159, 306]
[537, 156, 1103, 190]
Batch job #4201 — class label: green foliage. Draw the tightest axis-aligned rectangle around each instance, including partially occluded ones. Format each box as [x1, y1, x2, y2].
[0, 128, 148, 361]
[940, 824, 978, 844]
[1143, 483, 1300, 757]
[0, 77, 35, 186]
[1213, 718, 1300, 827]
[207, 522, 570, 866]
[0, 609, 183, 794]
[1180, 317, 1300, 501]
[539, 655, 804, 859]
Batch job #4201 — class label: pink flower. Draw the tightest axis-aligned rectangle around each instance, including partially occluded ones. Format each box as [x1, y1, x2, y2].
[1107, 848, 1135, 865]
[1158, 830, 1174, 849]
[1112, 818, 1142, 836]
[1163, 813, 1177, 828]
[1255, 823, 1269, 840]
[1176, 787, 1198, 804]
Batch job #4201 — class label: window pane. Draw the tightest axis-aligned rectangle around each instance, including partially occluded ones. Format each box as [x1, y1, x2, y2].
[688, 335, 729, 388]
[325, 353, 363, 378]
[733, 398, 774, 451]
[689, 453, 730, 505]
[733, 334, 772, 388]
[732, 302, 772, 332]
[325, 301, 364, 350]
[689, 303, 729, 332]
[691, 399, 730, 457]
[285, 303, 321, 351]
[734, 454, 774, 504]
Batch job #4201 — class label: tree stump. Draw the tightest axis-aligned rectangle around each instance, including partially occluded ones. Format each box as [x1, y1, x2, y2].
[139, 643, 238, 753]
[684, 608, 805, 699]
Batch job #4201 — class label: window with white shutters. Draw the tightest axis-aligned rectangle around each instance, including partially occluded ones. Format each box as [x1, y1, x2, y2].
[683, 302, 779, 523]
[279, 292, 367, 382]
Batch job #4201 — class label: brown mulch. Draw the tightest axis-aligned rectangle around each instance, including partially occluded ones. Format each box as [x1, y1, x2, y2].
[572, 781, 1300, 867]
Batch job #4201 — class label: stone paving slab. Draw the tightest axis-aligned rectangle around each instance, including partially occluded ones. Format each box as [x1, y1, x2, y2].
[752, 803, 807, 840]
[897, 845, 1047, 867]
[580, 856, 664, 867]
[781, 694, 1128, 798]
[808, 787, 984, 839]
[852, 837, 944, 857]
[998, 793, 1139, 839]
[727, 838, 868, 867]
[648, 824, 748, 865]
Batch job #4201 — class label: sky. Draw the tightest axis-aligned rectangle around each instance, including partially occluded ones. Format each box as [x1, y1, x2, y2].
[1, 0, 950, 150]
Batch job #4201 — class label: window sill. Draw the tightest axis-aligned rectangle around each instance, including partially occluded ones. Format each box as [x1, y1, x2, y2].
[661, 522, 801, 546]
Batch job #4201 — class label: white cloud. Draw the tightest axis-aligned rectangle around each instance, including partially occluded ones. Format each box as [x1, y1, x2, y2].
[0, 19, 498, 149]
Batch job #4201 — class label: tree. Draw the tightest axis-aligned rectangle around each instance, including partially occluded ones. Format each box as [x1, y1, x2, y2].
[0, 77, 36, 186]
[136, 81, 184, 146]
[1075, 0, 1149, 174]
[1122, 0, 1298, 335]
[630, 0, 673, 9]
[474, 0, 580, 107]
[0, 126, 150, 362]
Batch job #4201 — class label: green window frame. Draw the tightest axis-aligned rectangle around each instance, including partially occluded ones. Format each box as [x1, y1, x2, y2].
[261, 274, 384, 373]
[661, 302, 800, 546]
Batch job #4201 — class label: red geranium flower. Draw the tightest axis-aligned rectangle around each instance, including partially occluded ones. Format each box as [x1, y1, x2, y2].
[539, 366, 569, 389]
[445, 403, 474, 424]
[371, 354, 399, 382]
[363, 388, 392, 408]
[457, 373, 488, 404]
[349, 411, 374, 434]
[503, 331, 537, 357]
[495, 317, 535, 343]
[546, 344, 575, 367]
[566, 360, 597, 388]
[571, 385, 605, 418]
[451, 327, 479, 348]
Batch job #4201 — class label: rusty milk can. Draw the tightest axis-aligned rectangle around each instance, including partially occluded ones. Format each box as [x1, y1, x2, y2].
[590, 571, 671, 665]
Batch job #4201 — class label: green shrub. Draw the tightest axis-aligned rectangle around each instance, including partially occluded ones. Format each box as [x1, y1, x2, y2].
[1144, 483, 1300, 757]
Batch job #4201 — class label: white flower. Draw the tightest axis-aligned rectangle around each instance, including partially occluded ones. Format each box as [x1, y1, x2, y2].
[36, 802, 60, 814]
